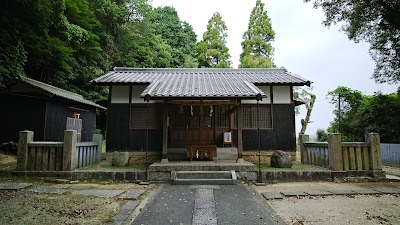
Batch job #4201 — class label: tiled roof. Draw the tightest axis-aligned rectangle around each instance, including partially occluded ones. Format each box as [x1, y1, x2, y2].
[93, 68, 311, 99]
[16, 76, 106, 109]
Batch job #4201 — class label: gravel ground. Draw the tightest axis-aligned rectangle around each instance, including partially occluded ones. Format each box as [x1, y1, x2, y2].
[0, 178, 153, 225]
[0, 189, 122, 225]
[254, 182, 400, 225]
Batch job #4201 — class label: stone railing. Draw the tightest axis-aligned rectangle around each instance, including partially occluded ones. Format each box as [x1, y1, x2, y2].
[299, 133, 382, 172]
[300, 142, 329, 169]
[17, 130, 102, 171]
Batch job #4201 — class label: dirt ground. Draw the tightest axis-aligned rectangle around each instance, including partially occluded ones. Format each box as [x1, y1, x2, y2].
[0, 178, 154, 225]
[0, 151, 17, 171]
[254, 182, 400, 225]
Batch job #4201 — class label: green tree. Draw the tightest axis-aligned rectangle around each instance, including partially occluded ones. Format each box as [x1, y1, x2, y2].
[197, 12, 231, 68]
[327, 89, 400, 143]
[326, 86, 364, 141]
[240, 0, 275, 68]
[151, 6, 198, 68]
[355, 93, 400, 143]
[305, 0, 400, 83]
[316, 129, 328, 142]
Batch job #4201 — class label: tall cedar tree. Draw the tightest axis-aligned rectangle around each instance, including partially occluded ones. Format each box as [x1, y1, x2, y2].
[151, 6, 198, 68]
[305, 0, 400, 84]
[240, 0, 275, 68]
[197, 12, 231, 68]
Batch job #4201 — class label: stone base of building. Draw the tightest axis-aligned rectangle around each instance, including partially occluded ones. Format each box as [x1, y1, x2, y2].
[242, 150, 296, 163]
[105, 152, 162, 165]
[105, 150, 297, 164]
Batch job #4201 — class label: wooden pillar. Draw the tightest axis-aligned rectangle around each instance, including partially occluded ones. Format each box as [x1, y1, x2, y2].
[161, 102, 169, 164]
[17, 130, 34, 171]
[237, 104, 244, 162]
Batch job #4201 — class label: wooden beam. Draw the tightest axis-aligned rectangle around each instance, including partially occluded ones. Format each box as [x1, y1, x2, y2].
[169, 100, 240, 106]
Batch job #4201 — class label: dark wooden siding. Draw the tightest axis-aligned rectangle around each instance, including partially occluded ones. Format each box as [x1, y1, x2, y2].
[0, 94, 46, 142]
[44, 99, 97, 141]
[106, 103, 295, 152]
[234, 104, 296, 151]
[106, 103, 162, 151]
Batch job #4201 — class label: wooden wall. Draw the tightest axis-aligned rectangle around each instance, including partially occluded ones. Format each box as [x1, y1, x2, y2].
[0, 94, 46, 142]
[107, 103, 295, 152]
[106, 103, 162, 151]
[0, 94, 97, 143]
[232, 104, 296, 151]
[45, 99, 97, 142]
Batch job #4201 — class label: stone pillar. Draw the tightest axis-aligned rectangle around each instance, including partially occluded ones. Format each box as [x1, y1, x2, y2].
[93, 134, 103, 163]
[63, 130, 77, 171]
[328, 133, 343, 171]
[17, 130, 34, 171]
[299, 134, 309, 164]
[366, 133, 382, 171]
[161, 102, 169, 164]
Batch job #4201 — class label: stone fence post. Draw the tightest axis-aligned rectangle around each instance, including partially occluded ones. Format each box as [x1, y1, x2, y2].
[93, 134, 103, 163]
[17, 130, 34, 171]
[328, 133, 343, 171]
[63, 130, 77, 171]
[299, 134, 309, 164]
[366, 133, 382, 171]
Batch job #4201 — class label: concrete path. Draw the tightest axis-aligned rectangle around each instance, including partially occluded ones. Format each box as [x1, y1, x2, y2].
[131, 184, 283, 225]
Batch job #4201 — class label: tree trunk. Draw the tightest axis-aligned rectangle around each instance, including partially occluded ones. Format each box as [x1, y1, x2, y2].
[300, 94, 316, 134]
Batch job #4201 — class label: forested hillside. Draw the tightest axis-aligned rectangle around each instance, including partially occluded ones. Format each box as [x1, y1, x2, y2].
[0, 0, 198, 103]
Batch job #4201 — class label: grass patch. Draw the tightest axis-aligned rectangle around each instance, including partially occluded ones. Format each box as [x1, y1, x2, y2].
[102, 141, 106, 154]
[0, 162, 16, 171]
[255, 162, 319, 171]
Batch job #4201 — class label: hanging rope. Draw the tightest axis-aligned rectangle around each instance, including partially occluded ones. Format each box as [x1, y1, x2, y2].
[257, 100, 261, 183]
[145, 101, 149, 181]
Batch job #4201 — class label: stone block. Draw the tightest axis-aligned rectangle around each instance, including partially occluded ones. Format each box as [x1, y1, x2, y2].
[72, 189, 125, 198]
[112, 151, 129, 167]
[352, 189, 382, 195]
[118, 190, 145, 200]
[327, 190, 356, 195]
[304, 190, 333, 196]
[0, 182, 32, 190]
[270, 150, 292, 168]
[262, 192, 283, 200]
[280, 191, 308, 197]
[30, 186, 68, 194]
[372, 188, 400, 194]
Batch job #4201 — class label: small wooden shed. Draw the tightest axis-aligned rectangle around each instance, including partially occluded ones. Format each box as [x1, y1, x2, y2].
[0, 76, 106, 143]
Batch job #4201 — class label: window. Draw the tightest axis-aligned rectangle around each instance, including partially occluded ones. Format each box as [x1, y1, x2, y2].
[235, 105, 272, 129]
[215, 105, 230, 128]
[130, 104, 162, 129]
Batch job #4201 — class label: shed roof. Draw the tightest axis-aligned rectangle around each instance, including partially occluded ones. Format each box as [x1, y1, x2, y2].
[6, 76, 106, 109]
[93, 67, 311, 99]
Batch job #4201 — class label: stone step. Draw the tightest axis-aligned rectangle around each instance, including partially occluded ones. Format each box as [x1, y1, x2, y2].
[171, 171, 237, 185]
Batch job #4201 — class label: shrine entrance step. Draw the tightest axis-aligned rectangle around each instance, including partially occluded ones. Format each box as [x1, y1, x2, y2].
[171, 171, 237, 185]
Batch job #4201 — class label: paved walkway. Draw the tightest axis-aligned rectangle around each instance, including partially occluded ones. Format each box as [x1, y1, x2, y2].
[131, 184, 283, 225]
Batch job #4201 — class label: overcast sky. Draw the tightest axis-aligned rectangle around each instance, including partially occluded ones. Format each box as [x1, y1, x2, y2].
[151, 0, 397, 137]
